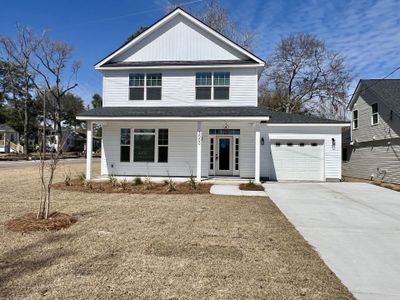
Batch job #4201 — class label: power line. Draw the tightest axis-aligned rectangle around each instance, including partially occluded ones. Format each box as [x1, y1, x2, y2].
[347, 65, 400, 100]
[51, 0, 203, 31]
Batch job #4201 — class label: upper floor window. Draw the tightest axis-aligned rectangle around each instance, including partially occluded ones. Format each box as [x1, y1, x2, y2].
[196, 72, 230, 100]
[353, 110, 358, 129]
[213, 72, 230, 99]
[371, 103, 378, 125]
[196, 72, 212, 100]
[129, 73, 162, 100]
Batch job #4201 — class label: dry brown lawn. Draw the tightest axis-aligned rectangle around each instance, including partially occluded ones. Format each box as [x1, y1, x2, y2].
[0, 160, 354, 299]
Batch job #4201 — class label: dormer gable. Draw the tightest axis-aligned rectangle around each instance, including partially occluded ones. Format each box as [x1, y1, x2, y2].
[95, 8, 264, 69]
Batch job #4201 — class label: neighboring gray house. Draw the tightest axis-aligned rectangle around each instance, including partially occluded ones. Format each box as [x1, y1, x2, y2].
[343, 79, 400, 183]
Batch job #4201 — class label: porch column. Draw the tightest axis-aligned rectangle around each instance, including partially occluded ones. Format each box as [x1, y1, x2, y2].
[86, 121, 93, 180]
[254, 122, 260, 183]
[196, 121, 202, 182]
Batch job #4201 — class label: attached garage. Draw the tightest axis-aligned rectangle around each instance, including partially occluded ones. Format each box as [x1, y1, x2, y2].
[270, 140, 324, 181]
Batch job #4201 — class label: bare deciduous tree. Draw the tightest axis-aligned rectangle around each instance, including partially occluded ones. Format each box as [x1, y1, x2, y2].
[0, 25, 39, 155]
[164, 0, 256, 50]
[260, 33, 351, 120]
[30, 36, 80, 149]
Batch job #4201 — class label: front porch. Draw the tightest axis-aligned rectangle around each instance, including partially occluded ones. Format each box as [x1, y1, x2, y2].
[84, 119, 263, 183]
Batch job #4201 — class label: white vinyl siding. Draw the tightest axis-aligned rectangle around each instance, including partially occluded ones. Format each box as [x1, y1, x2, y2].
[351, 95, 400, 142]
[260, 125, 342, 181]
[102, 68, 257, 107]
[101, 121, 256, 178]
[112, 15, 246, 62]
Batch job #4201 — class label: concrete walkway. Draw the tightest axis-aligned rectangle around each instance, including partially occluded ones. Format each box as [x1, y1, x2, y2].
[265, 182, 400, 300]
[210, 184, 267, 197]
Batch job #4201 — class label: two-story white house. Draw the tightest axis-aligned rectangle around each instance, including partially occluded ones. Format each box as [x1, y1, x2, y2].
[77, 8, 348, 183]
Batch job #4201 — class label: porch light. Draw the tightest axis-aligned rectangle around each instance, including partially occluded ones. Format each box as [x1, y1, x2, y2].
[261, 137, 265, 145]
[223, 123, 229, 134]
[331, 138, 336, 149]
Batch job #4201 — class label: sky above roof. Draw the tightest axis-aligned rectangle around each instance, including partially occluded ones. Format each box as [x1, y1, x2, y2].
[1, 0, 399, 106]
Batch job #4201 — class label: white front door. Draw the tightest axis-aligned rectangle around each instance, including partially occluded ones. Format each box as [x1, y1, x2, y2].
[216, 137, 233, 176]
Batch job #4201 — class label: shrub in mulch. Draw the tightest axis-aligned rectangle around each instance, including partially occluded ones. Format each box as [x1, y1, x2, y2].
[53, 179, 211, 194]
[239, 183, 264, 191]
[4, 212, 77, 233]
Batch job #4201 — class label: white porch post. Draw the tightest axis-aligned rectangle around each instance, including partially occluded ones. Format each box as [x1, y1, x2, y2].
[86, 121, 93, 180]
[255, 122, 260, 183]
[196, 121, 202, 182]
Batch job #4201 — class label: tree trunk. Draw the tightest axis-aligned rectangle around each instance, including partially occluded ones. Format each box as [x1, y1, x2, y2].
[23, 81, 29, 156]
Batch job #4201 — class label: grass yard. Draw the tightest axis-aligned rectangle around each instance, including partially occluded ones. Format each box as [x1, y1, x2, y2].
[0, 159, 353, 299]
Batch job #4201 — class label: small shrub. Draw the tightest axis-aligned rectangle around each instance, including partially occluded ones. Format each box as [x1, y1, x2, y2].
[64, 171, 72, 186]
[120, 178, 128, 190]
[248, 179, 255, 186]
[144, 176, 153, 190]
[109, 175, 118, 187]
[84, 180, 93, 190]
[134, 177, 143, 185]
[187, 175, 197, 190]
[162, 179, 169, 186]
[77, 173, 86, 186]
[165, 179, 176, 192]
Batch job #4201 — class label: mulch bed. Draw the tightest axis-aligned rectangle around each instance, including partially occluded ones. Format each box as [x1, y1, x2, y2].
[239, 183, 264, 191]
[53, 179, 211, 194]
[343, 176, 400, 192]
[4, 212, 77, 233]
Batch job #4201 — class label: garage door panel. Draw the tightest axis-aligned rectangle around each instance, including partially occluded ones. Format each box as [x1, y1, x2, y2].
[271, 141, 324, 181]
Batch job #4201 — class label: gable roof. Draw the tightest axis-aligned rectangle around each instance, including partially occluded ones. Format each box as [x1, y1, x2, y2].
[77, 106, 348, 125]
[95, 7, 265, 69]
[348, 79, 400, 116]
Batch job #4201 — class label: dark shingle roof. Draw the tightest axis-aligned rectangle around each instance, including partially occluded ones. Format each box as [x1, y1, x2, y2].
[358, 79, 400, 116]
[77, 106, 346, 124]
[102, 60, 257, 68]
[0, 124, 16, 132]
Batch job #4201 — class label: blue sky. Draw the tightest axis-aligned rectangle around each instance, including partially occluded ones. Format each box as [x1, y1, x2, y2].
[1, 0, 399, 105]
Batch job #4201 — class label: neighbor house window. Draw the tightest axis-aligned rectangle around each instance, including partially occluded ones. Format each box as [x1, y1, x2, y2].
[146, 73, 162, 100]
[196, 72, 212, 100]
[371, 103, 378, 125]
[353, 110, 358, 129]
[129, 73, 145, 100]
[158, 129, 168, 163]
[213, 72, 230, 100]
[129, 73, 162, 100]
[120, 128, 131, 162]
[133, 129, 155, 162]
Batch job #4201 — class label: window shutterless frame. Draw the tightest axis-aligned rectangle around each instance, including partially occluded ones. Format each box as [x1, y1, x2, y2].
[352, 109, 359, 129]
[371, 103, 378, 125]
[129, 73, 162, 101]
[195, 72, 230, 100]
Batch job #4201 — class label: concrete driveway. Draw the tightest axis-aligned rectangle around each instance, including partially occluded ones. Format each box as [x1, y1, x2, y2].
[265, 182, 400, 300]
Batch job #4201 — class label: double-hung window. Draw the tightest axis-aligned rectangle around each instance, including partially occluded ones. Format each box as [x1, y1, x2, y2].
[195, 72, 212, 100]
[213, 72, 230, 99]
[353, 110, 358, 129]
[129, 74, 145, 100]
[129, 73, 162, 100]
[120, 128, 131, 162]
[371, 103, 378, 125]
[146, 73, 162, 100]
[196, 72, 230, 100]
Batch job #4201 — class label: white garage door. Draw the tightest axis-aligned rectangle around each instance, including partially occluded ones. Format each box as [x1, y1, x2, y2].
[271, 140, 324, 181]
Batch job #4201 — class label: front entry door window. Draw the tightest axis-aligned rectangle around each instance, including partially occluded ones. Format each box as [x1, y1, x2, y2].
[216, 137, 232, 175]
